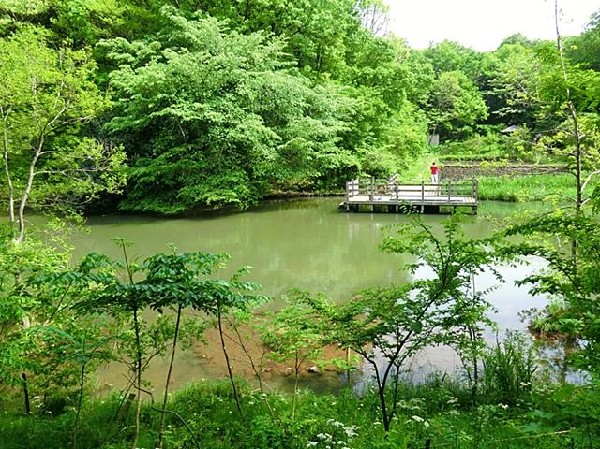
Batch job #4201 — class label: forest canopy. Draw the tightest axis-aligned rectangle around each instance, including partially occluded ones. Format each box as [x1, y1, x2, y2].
[1, 0, 599, 214]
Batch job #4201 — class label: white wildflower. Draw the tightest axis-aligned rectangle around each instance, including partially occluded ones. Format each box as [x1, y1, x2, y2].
[344, 427, 358, 438]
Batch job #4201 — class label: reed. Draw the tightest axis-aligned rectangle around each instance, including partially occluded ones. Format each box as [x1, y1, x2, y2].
[478, 173, 578, 202]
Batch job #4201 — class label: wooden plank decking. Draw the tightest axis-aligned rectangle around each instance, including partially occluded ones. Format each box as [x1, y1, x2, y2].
[340, 177, 479, 214]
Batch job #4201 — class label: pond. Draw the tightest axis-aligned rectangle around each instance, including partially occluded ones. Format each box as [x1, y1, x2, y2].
[71, 198, 558, 393]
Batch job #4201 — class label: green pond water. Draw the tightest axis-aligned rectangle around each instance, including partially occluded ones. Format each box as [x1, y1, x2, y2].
[69, 198, 556, 392]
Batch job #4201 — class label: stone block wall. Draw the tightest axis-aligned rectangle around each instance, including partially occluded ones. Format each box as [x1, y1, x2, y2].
[440, 164, 566, 180]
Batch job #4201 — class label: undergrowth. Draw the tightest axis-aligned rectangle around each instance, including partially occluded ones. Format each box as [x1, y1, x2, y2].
[1, 374, 598, 449]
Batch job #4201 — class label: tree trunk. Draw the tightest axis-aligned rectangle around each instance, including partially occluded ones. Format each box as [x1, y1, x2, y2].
[21, 373, 31, 414]
[73, 364, 86, 449]
[131, 308, 143, 449]
[217, 304, 244, 416]
[157, 304, 183, 449]
[554, 0, 582, 264]
[1, 108, 15, 224]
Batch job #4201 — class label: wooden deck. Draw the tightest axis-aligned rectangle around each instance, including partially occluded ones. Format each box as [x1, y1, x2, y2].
[340, 178, 479, 214]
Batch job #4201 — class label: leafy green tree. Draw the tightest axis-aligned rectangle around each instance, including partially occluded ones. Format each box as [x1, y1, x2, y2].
[71, 242, 263, 448]
[177, 0, 362, 78]
[340, 36, 430, 167]
[379, 217, 499, 406]
[305, 217, 498, 431]
[568, 10, 600, 71]
[103, 8, 354, 213]
[426, 70, 488, 141]
[261, 292, 329, 421]
[498, 2, 600, 384]
[73, 241, 160, 449]
[423, 40, 487, 82]
[500, 33, 543, 48]
[141, 250, 264, 448]
[0, 224, 74, 413]
[487, 43, 543, 129]
[0, 25, 125, 242]
[533, 15, 600, 210]
[503, 212, 600, 376]
[0, 219, 118, 426]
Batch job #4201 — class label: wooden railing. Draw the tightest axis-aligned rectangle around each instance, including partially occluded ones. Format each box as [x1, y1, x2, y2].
[345, 177, 478, 202]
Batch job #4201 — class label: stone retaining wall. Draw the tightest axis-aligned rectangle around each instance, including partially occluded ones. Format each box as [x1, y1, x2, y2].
[440, 164, 566, 180]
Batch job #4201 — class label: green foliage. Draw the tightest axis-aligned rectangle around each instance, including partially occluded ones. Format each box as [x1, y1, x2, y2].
[478, 173, 578, 202]
[0, 224, 86, 399]
[0, 25, 126, 239]
[261, 293, 327, 372]
[568, 11, 600, 71]
[481, 331, 535, 406]
[298, 216, 499, 432]
[103, 8, 356, 213]
[426, 70, 488, 141]
[2, 377, 599, 449]
[66, 242, 266, 447]
[1, 0, 599, 213]
[533, 114, 600, 188]
[486, 43, 542, 128]
[533, 382, 600, 436]
[423, 40, 488, 81]
[438, 133, 506, 162]
[503, 211, 600, 376]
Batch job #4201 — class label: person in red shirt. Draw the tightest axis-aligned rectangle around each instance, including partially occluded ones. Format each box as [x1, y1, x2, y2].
[430, 162, 439, 183]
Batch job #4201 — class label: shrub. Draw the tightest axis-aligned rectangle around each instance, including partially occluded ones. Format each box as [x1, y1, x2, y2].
[482, 332, 536, 406]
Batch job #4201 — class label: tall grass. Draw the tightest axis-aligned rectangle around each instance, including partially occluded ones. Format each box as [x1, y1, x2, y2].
[478, 173, 579, 202]
[482, 332, 536, 407]
[0, 374, 597, 449]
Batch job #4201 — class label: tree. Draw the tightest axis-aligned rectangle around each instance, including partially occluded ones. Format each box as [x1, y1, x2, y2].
[426, 70, 488, 141]
[567, 10, 600, 72]
[423, 40, 486, 82]
[70, 242, 264, 448]
[0, 223, 75, 414]
[0, 25, 125, 242]
[304, 216, 498, 431]
[340, 35, 430, 168]
[503, 212, 600, 376]
[487, 42, 543, 129]
[261, 292, 329, 421]
[72, 243, 250, 448]
[103, 8, 355, 213]
[497, 1, 600, 381]
[535, 39, 600, 210]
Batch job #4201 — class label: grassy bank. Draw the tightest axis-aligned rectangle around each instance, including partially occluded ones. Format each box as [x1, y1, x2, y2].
[478, 173, 579, 202]
[1, 377, 598, 449]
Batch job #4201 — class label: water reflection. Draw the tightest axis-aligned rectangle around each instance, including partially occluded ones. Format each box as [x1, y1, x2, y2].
[534, 338, 587, 384]
[78, 198, 565, 392]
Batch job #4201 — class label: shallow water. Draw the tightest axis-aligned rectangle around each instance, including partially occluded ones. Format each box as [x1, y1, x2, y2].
[71, 198, 552, 392]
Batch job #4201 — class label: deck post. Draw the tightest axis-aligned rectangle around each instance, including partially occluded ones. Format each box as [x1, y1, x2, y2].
[472, 178, 478, 215]
[447, 181, 451, 203]
[421, 181, 425, 213]
[369, 176, 374, 201]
